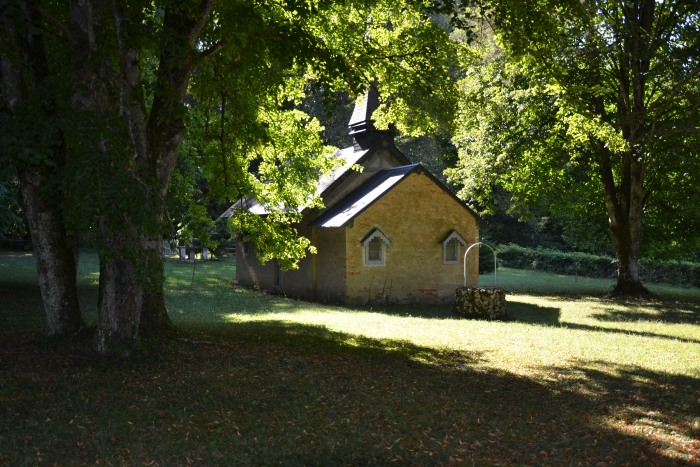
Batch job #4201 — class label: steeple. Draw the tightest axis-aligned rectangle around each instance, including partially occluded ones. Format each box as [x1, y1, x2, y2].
[348, 86, 393, 151]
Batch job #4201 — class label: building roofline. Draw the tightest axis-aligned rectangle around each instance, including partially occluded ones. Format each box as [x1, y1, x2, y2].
[310, 163, 485, 228]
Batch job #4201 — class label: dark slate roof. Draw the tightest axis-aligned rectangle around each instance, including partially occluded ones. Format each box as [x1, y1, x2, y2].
[310, 164, 419, 227]
[316, 146, 368, 197]
[219, 147, 369, 219]
[310, 163, 484, 228]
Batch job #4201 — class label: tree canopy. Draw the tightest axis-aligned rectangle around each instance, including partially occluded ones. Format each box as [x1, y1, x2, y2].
[448, 0, 700, 294]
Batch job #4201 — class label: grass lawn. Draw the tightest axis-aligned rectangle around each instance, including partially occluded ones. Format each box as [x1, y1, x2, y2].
[1, 251, 698, 465]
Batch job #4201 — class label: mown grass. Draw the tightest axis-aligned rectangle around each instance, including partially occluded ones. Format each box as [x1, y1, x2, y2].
[1, 251, 698, 465]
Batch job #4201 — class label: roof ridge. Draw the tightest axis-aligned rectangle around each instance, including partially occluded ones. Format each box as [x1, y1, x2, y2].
[379, 163, 420, 171]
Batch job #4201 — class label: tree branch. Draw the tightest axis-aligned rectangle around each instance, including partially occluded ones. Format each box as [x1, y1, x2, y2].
[188, 0, 217, 45]
[32, 4, 72, 43]
[647, 64, 700, 118]
[199, 40, 224, 61]
[110, 0, 149, 162]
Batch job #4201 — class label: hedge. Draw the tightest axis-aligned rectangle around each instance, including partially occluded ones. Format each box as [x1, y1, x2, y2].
[479, 244, 700, 287]
[638, 259, 700, 288]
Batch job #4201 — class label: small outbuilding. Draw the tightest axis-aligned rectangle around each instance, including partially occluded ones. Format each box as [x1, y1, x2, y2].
[223, 90, 483, 305]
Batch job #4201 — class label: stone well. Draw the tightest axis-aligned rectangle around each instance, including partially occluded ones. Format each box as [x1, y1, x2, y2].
[454, 286, 507, 320]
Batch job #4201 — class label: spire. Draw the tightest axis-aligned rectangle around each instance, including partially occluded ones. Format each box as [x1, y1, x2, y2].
[348, 86, 393, 151]
[348, 87, 380, 133]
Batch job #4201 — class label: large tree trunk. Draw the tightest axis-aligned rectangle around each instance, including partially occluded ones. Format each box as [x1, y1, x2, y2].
[140, 236, 175, 337]
[111, 1, 169, 338]
[66, 0, 146, 354]
[96, 230, 144, 356]
[598, 148, 650, 298]
[19, 166, 83, 336]
[607, 202, 649, 297]
[111, 1, 216, 338]
[2, 3, 83, 336]
[34, 0, 217, 353]
[595, 1, 656, 298]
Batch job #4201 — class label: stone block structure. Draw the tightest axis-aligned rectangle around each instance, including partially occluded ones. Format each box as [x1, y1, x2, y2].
[453, 287, 507, 320]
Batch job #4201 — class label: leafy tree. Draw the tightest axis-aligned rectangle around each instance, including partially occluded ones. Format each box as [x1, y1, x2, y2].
[1, 0, 460, 354]
[449, 0, 700, 295]
[165, 142, 221, 253]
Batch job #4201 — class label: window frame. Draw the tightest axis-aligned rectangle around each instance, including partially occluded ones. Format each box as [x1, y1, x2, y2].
[361, 228, 390, 267]
[442, 231, 467, 265]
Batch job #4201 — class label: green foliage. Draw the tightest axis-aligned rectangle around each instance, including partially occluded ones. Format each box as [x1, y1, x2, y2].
[299, 85, 355, 148]
[186, 73, 340, 268]
[447, 1, 700, 262]
[7, 0, 461, 271]
[166, 142, 217, 249]
[231, 210, 313, 271]
[477, 186, 611, 255]
[207, 217, 236, 258]
[493, 244, 700, 287]
[301, 86, 458, 180]
[495, 244, 618, 279]
[182, 1, 462, 268]
[446, 40, 611, 248]
[638, 259, 700, 289]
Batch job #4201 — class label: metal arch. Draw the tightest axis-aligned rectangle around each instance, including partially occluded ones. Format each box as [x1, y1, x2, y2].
[464, 242, 497, 287]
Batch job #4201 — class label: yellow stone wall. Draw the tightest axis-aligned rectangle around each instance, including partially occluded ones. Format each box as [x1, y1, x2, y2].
[344, 170, 479, 304]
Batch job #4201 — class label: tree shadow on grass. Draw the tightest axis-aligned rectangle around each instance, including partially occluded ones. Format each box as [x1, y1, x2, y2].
[506, 298, 700, 345]
[1, 320, 697, 465]
[561, 322, 700, 345]
[591, 299, 700, 325]
[353, 303, 455, 319]
[3, 255, 696, 463]
[506, 300, 562, 325]
[0, 274, 99, 333]
[0, 281, 47, 333]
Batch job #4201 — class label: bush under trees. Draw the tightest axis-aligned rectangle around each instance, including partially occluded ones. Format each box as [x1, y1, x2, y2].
[485, 244, 700, 288]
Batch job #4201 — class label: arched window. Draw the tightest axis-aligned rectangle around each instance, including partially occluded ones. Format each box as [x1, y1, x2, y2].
[441, 231, 467, 264]
[361, 228, 390, 266]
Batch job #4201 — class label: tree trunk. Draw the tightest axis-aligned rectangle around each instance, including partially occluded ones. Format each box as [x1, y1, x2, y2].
[111, 1, 215, 338]
[615, 2, 654, 297]
[19, 166, 83, 336]
[594, 1, 656, 298]
[598, 148, 651, 298]
[140, 237, 175, 337]
[2, 3, 83, 336]
[608, 214, 649, 297]
[95, 228, 144, 356]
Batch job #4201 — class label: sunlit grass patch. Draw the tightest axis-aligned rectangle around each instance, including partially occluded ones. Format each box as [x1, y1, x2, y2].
[214, 293, 698, 379]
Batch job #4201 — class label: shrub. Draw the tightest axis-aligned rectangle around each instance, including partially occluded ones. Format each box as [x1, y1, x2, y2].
[638, 259, 700, 288]
[488, 244, 700, 287]
[494, 244, 617, 279]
